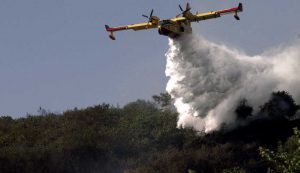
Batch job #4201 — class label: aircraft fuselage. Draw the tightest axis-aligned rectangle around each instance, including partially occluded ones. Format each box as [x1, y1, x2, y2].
[158, 20, 192, 38]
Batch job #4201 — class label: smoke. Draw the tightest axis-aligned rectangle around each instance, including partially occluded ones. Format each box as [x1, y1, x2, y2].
[165, 34, 300, 133]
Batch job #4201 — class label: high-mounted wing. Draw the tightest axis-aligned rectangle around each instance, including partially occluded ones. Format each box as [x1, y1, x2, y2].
[105, 23, 158, 40]
[105, 10, 160, 40]
[173, 3, 243, 23]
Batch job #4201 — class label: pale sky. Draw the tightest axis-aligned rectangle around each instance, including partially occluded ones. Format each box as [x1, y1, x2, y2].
[1, 0, 300, 117]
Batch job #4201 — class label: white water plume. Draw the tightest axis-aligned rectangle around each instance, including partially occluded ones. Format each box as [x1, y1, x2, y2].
[165, 34, 300, 133]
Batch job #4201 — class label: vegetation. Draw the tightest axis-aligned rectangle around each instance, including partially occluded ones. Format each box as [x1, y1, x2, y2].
[259, 128, 300, 173]
[260, 91, 300, 118]
[0, 91, 299, 173]
[222, 167, 246, 173]
[235, 99, 253, 120]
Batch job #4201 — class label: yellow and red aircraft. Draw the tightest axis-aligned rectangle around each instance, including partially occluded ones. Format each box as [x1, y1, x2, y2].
[105, 3, 243, 40]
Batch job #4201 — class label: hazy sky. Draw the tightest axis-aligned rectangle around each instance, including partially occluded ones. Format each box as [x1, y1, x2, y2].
[0, 0, 300, 117]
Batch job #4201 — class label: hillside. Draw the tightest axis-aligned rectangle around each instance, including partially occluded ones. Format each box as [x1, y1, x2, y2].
[0, 95, 299, 173]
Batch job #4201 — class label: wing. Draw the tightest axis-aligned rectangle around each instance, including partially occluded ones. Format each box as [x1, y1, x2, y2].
[171, 16, 186, 23]
[193, 11, 221, 22]
[194, 3, 243, 22]
[105, 21, 159, 40]
[106, 22, 157, 32]
[172, 3, 243, 23]
[129, 22, 158, 31]
[171, 11, 222, 23]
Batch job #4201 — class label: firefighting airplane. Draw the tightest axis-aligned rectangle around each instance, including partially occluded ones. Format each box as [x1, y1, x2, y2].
[105, 3, 243, 40]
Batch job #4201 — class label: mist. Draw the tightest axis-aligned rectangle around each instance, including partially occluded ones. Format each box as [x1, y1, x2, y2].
[165, 34, 300, 133]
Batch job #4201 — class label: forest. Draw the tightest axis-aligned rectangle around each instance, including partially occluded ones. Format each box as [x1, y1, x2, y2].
[0, 91, 299, 173]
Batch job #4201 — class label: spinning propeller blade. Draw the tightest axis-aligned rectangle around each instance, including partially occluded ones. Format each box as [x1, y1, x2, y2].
[142, 9, 155, 27]
[176, 3, 191, 17]
[150, 9, 154, 17]
[186, 3, 191, 11]
[142, 9, 154, 20]
[179, 5, 183, 12]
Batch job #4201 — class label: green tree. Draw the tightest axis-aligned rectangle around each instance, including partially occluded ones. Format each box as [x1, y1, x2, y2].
[259, 127, 300, 173]
[222, 167, 246, 173]
[260, 91, 299, 118]
[235, 99, 253, 120]
[152, 92, 172, 108]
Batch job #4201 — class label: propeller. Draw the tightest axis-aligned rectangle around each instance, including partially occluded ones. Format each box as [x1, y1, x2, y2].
[179, 4, 184, 12]
[142, 9, 154, 20]
[186, 3, 191, 11]
[176, 3, 191, 17]
[142, 9, 154, 27]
